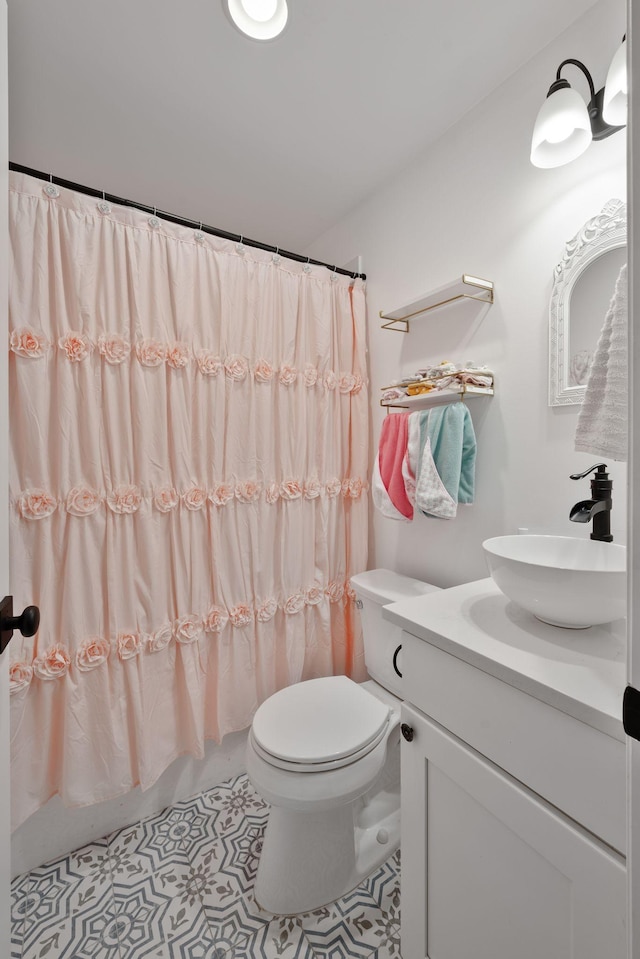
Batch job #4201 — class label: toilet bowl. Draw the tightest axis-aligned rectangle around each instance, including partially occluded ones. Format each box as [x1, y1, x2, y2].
[247, 569, 440, 916]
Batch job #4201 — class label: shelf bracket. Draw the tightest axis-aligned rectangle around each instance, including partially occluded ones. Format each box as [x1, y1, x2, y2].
[380, 275, 494, 333]
[380, 315, 410, 333]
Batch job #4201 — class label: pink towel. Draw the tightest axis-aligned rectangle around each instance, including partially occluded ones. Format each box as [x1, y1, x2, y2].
[378, 413, 414, 519]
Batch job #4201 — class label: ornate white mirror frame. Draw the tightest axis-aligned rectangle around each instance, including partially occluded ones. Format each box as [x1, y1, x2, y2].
[549, 198, 627, 407]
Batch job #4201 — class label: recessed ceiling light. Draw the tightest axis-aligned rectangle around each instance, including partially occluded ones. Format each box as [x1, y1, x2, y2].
[224, 0, 288, 40]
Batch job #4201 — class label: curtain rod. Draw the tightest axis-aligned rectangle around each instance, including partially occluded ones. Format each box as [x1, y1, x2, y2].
[9, 162, 366, 281]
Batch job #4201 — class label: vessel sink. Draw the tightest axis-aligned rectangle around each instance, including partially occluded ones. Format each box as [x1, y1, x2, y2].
[482, 534, 626, 628]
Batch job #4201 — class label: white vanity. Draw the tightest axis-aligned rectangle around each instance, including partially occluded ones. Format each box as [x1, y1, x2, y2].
[384, 577, 627, 959]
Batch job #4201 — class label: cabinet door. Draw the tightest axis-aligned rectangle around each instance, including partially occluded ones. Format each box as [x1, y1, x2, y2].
[400, 703, 626, 959]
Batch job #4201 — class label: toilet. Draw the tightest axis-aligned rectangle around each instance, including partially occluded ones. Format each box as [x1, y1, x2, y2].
[246, 568, 440, 915]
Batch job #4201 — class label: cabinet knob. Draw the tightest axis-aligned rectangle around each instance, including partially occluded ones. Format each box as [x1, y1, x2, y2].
[401, 723, 414, 743]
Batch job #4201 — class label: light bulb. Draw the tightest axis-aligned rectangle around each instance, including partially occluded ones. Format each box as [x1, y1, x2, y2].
[545, 114, 575, 144]
[240, 0, 278, 22]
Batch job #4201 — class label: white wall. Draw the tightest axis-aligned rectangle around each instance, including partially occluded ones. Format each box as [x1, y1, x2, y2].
[306, 0, 627, 588]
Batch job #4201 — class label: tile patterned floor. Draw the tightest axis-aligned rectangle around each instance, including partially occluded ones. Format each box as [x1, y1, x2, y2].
[11, 773, 401, 959]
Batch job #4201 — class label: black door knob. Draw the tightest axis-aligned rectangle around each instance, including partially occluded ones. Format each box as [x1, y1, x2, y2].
[12, 606, 40, 637]
[0, 596, 40, 654]
[401, 723, 414, 743]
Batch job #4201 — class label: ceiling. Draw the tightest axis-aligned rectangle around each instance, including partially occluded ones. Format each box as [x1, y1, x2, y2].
[8, 0, 599, 253]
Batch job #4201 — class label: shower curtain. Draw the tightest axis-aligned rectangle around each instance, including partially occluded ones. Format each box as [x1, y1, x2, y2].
[8, 172, 369, 828]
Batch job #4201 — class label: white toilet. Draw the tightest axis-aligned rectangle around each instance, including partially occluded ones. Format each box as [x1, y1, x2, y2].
[246, 568, 440, 915]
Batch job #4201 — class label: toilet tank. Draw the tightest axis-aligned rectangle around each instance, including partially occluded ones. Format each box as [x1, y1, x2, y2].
[350, 569, 441, 698]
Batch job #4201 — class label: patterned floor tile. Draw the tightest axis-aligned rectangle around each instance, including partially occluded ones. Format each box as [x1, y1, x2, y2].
[361, 902, 401, 959]
[370, 937, 402, 959]
[165, 907, 228, 959]
[110, 843, 190, 897]
[21, 847, 120, 959]
[197, 870, 271, 949]
[180, 818, 224, 882]
[57, 891, 124, 959]
[108, 805, 202, 874]
[167, 799, 222, 862]
[109, 878, 173, 958]
[11, 773, 401, 959]
[11, 871, 32, 959]
[299, 887, 392, 959]
[355, 854, 401, 917]
[230, 915, 320, 959]
[214, 814, 265, 888]
[68, 839, 113, 880]
[110, 848, 231, 957]
[195, 775, 270, 836]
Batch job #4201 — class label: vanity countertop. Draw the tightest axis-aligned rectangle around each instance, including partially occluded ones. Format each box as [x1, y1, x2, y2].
[383, 577, 626, 741]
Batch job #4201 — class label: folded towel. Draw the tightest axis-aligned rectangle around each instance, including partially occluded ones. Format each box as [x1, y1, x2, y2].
[414, 404, 476, 519]
[575, 263, 627, 461]
[372, 413, 413, 521]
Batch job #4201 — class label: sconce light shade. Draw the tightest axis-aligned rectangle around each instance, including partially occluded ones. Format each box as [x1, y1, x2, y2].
[530, 81, 592, 169]
[603, 39, 627, 127]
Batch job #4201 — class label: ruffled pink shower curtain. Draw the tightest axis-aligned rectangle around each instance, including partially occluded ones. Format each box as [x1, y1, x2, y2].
[8, 172, 368, 828]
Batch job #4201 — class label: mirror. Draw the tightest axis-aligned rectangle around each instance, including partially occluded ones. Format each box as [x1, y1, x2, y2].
[549, 199, 627, 406]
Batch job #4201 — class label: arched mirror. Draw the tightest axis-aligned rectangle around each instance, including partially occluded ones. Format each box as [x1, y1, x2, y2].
[549, 199, 627, 406]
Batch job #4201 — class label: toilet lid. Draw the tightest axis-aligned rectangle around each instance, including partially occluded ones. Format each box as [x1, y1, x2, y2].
[252, 676, 391, 765]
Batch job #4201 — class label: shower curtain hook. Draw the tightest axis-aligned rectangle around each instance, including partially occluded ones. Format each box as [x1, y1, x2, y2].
[49, 173, 53, 183]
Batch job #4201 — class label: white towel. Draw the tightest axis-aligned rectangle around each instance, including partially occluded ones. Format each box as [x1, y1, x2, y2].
[414, 434, 458, 519]
[574, 263, 628, 461]
[402, 413, 422, 507]
[372, 456, 410, 522]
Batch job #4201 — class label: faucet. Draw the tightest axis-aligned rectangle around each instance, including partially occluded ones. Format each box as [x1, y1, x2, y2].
[569, 463, 613, 542]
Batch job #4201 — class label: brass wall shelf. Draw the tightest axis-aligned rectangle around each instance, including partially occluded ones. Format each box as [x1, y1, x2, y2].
[380, 275, 494, 332]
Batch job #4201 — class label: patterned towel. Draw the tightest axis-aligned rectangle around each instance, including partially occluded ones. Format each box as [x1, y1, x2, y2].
[414, 404, 476, 519]
[372, 413, 413, 521]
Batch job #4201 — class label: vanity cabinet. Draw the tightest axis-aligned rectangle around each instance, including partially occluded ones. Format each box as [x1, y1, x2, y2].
[401, 702, 625, 959]
[386, 580, 628, 959]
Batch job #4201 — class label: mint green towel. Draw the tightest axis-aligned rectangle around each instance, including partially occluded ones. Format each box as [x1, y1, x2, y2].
[415, 403, 476, 518]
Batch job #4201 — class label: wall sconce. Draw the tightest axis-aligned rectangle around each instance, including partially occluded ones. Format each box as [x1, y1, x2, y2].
[530, 38, 627, 168]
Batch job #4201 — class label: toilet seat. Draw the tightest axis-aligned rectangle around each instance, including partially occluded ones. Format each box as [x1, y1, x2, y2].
[251, 675, 391, 772]
[249, 721, 390, 772]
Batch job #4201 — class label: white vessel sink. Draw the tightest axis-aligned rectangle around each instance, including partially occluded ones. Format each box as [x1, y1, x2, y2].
[483, 534, 626, 628]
